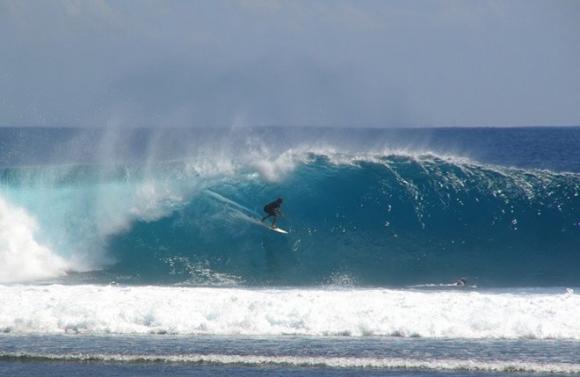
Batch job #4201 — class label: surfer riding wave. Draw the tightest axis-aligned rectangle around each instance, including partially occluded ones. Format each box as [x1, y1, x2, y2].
[261, 198, 283, 228]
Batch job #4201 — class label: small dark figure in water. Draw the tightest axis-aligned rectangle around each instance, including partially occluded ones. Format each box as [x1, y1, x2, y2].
[455, 277, 467, 286]
[262, 198, 283, 228]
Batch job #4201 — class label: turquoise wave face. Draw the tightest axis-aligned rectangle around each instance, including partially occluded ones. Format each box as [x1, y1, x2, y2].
[1, 153, 579, 286]
[102, 154, 579, 287]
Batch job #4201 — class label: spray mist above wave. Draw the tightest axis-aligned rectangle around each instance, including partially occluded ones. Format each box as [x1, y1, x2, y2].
[1, 127, 578, 173]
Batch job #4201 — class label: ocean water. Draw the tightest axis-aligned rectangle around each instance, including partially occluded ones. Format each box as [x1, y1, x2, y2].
[0, 127, 579, 376]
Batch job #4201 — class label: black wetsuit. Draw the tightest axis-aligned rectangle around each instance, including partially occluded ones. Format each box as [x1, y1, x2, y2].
[262, 199, 283, 226]
[263, 201, 281, 216]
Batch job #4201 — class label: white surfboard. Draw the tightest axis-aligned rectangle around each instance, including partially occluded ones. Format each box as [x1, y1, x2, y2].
[269, 226, 288, 234]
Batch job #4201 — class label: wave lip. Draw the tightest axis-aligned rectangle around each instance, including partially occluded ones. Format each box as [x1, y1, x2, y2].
[1, 285, 579, 339]
[2, 352, 580, 374]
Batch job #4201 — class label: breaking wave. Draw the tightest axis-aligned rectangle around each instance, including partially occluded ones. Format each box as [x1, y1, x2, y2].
[0, 149, 578, 286]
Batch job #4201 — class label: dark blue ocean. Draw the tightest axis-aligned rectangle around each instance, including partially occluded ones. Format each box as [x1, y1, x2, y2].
[0, 127, 579, 376]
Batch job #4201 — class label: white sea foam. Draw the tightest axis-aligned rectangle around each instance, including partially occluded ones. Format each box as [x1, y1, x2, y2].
[0, 197, 69, 283]
[0, 285, 579, 339]
[1, 352, 579, 374]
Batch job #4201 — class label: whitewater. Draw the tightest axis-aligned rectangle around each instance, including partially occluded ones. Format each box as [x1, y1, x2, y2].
[1, 285, 579, 339]
[0, 127, 579, 376]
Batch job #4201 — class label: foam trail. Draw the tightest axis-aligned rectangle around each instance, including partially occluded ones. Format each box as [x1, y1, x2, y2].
[205, 190, 268, 229]
[1, 285, 579, 339]
[0, 196, 68, 283]
[204, 190, 260, 218]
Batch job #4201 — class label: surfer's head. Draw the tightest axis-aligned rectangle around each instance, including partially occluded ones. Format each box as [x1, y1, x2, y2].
[276, 198, 283, 203]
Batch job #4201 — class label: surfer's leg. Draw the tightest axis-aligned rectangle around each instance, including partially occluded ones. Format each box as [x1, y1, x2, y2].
[261, 214, 272, 222]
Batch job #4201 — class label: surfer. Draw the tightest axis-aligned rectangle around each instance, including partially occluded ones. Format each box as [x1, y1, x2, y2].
[261, 198, 283, 228]
[455, 277, 467, 286]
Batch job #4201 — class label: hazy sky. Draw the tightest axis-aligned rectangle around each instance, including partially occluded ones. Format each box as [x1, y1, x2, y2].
[1, 0, 579, 127]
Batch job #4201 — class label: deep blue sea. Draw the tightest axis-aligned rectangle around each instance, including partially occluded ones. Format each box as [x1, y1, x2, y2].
[0, 127, 579, 376]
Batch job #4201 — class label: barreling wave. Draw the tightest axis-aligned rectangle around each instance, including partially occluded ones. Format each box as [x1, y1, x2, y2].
[0, 149, 578, 286]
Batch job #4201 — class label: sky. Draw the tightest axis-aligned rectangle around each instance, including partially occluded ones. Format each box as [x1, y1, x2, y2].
[0, 0, 579, 128]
